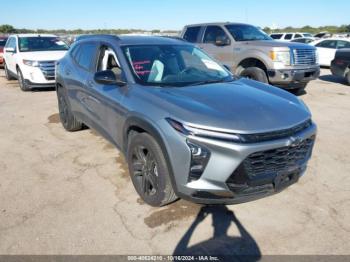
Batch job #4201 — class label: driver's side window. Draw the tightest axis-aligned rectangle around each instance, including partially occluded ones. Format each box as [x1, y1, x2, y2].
[97, 45, 122, 77]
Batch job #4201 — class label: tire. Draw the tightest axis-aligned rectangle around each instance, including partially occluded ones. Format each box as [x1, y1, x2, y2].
[4, 63, 15, 80]
[240, 67, 268, 83]
[346, 71, 350, 86]
[17, 67, 30, 91]
[56, 86, 83, 131]
[127, 132, 178, 206]
[291, 83, 307, 95]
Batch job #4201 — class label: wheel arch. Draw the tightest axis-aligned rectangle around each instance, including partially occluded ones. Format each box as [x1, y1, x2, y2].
[236, 57, 268, 75]
[122, 116, 179, 192]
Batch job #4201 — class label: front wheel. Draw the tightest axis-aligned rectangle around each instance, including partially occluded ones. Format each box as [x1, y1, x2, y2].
[240, 67, 268, 83]
[17, 68, 30, 91]
[127, 132, 178, 206]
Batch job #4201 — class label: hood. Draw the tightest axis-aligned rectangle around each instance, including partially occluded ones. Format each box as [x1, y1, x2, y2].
[243, 40, 315, 50]
[19, 50, 67, 61]
[146, 79, 311, 134]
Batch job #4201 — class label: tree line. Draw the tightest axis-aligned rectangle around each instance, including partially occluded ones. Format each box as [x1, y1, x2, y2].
[0, 24, 178, 35]
[1, 24, 350, 35]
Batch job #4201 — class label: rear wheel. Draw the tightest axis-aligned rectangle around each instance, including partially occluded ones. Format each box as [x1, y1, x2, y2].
[4, 63, 15, 80]
[240, 67, 268, 83]
[17, 68, 30, 91]
[56, 86, 83, 131]
[127, 132, 178, 206]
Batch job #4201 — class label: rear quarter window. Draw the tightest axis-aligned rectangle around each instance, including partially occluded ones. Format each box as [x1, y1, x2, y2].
[183, 26, 201, 43]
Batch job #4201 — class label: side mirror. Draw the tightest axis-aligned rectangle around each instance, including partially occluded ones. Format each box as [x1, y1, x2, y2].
[215, 36, 230, 46]
[5, 47, 15, 53]
[94, 70, 126, 86]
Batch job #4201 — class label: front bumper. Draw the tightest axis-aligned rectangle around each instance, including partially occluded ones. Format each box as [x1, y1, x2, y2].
[267, 66, 320, 89]
[24, 79, 56, 88]
[167, 122, 317, 205]
[0, 55, 4, 67]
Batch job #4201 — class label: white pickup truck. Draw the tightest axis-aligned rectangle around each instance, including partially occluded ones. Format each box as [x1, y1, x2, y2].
[3, 34, 69, 91]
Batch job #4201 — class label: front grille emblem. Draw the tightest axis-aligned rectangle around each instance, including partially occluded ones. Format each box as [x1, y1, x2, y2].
[290, 136, 303, 147]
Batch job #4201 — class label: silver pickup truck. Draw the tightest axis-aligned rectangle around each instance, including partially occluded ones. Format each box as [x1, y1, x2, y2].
[181, 22, 320, 93]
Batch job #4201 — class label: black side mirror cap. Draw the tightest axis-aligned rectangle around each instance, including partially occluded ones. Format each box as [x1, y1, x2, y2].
[94, 70, 126, 86]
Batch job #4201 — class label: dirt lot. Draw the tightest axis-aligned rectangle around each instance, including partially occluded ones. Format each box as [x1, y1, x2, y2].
[0, 69, 349, 255]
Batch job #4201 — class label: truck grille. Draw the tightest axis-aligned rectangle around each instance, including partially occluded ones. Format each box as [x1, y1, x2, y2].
[39, 61, 56, 81]
[243, 136, 315, 177]
[293, 49, 317, 65]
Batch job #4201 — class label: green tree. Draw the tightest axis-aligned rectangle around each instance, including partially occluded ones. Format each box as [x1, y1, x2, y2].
[0, 24, 16, 33]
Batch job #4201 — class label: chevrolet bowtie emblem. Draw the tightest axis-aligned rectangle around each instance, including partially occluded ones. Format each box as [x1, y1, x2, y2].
[290, 136, 303, 146]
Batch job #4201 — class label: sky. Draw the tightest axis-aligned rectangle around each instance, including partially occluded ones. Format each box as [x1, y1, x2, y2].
[0, 0, 349, 30]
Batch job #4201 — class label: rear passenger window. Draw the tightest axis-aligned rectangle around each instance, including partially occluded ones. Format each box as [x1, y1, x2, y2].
[316, 40, 337, 49]
[295, 34, 302, 38]
[75, 43, 97, 71]
[183, 27, 201, 43]
[337, 41, 350, 49]
[284, 34, 293, 40]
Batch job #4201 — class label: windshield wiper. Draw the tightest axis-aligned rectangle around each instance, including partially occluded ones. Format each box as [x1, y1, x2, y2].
[188, 78, 234, 86]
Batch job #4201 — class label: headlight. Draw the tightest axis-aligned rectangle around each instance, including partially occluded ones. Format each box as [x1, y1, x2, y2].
[270, 50, 291, 65]
[23, 60, 39, 67]
[166, 118, 244, 143]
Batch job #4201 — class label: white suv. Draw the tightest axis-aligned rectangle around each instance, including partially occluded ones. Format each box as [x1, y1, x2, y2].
[270, 32, 313, 41]
[3, 34, 68, 91]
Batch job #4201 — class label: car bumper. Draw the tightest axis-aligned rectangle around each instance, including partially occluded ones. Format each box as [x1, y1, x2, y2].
[267, 66, 320, 89]
[0, 56, 4, 67]
[24, 79, 56, 88]
[164, 121, 317, 205]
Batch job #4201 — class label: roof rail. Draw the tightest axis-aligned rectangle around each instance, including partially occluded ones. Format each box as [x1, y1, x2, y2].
[75, 34, 120, 42]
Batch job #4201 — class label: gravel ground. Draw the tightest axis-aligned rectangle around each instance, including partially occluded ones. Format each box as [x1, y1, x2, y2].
[0, 69, 349, 255]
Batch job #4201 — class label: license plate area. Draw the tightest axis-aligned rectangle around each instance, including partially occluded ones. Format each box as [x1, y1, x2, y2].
[274, 170, 299, 191]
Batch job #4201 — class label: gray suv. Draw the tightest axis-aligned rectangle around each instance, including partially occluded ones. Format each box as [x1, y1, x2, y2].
[55, 35, 316, 206]
[181, 23, 320, 93]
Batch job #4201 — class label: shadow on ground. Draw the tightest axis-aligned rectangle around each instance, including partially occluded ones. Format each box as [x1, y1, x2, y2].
[319, 74, 348, 85]
[173, 205, 261, 260]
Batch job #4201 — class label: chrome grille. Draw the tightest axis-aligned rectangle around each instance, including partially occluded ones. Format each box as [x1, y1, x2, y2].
[293, 49, 317, 65]
[39, 61, 56, 80]
[243, 136, 315, 177]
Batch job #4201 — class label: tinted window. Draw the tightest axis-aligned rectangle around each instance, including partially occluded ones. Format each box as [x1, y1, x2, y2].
[284, 34, 293, 40]
[316, 40, 337, 49]
[18, 37, 69, 52]
[295, 34, 302, 38]
[203, 26, 228, 44]
[75, 43, 97, 71]
[0, 38, 8, 47]
[337, 41, 350, 49]
[183, 27, 201, 43]
[271, 34, 283, 39]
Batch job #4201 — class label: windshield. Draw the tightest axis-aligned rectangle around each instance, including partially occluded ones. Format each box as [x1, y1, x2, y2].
[19, 37, 69, 52]
[0, 38, 8, 47]
[225, 24, 272, 41]
[122, 45, 233, 87]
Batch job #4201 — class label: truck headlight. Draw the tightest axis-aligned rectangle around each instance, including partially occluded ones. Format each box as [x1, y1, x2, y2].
[23, 60, 40, 67]
[270, 51, 291, 65]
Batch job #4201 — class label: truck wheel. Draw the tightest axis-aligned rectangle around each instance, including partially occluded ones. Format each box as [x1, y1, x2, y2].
[56, 86, 83, 131]
[17, 68, 30, 91]
[292, 83, 307, 95]
[127, 132, 178, 207]
[4, 63, 15, 80]
[240, 67, 268, 83]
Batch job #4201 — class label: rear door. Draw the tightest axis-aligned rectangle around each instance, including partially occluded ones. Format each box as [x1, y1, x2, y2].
[67, 41, 100, 127]
[197, 25, 234, 67]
